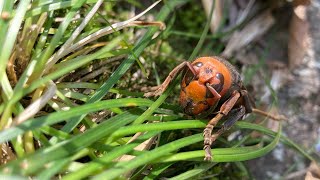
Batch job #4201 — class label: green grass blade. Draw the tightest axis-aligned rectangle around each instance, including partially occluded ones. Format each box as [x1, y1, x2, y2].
[61, 0, 189, 133]
[108, 120, 206, 142]
[158, 125, 281, 163]
[143, 163, 173, 180]
[0, 34, 122, 131]
[36, 158, 70, 179]
[39, 126, 71, 140]
[0, 175, 27, 180]
[0, 0, 30, 76]
[33, 11, 54, 57]
[0, 0, 31, 129]
[36, 148, 89, 179]
[0, 0, 30, 101]
[141, 0, 213, 118]
[11, 11, 54, 105]
[92, 122, 281, 179]
[25, 0, 98, 18]
[93, 134, 203, 180]
[168, 162, 217, 180]
[10, 137, 25, 157]
[28, 0, 86, 82]
[132, 81, 175, 125]
[0, 98, 153, 144]
[188, 0, 214, 60]
[157, 145, 262, 162]
[5, 36, 123, 113]
[236, 121, 315, 162]
[59, 89, 89, 102]
[57, 82, 101, 89]
[0, 1, 14, 47]
[62, 131, 160, 180]
[0, 110, 141, 175]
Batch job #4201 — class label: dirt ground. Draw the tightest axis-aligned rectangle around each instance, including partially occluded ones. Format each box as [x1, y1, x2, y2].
[245, 1, 320, 179]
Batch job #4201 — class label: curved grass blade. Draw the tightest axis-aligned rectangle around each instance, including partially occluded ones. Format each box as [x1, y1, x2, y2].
[92, 134, 203, 180]
[111, 119, 314, 163]
[236, 121, 315, 162]
[157, 123, 281, 163]
[0, 98, 153, 144]
[107, 120, 206, 142]
[158, 145, 263, 162]
[93, 122, 282, 179]
[62, 131, 160, 180]
[0, 110, 142, 175]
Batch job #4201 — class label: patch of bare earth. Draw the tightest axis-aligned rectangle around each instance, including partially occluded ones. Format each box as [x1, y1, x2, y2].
[243, 1, 320, 179]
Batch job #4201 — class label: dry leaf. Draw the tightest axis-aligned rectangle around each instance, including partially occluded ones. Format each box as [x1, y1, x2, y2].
[305, 172, 320, 180]
[288, 5, 310, 69]
[117, 134, 157, 178]
[305, 162, 320, 180]
[202, 0, 223, 33]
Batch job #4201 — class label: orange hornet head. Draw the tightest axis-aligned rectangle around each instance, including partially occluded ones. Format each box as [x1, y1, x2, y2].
[179, 57, 233, 116]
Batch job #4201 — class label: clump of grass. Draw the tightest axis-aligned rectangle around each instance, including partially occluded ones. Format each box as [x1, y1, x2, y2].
[0, 0, 315, 179]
